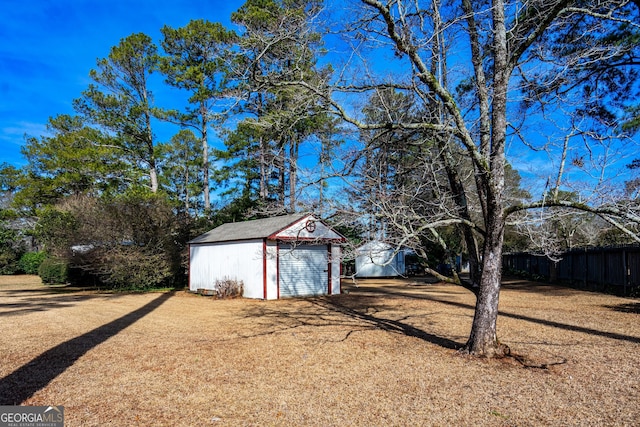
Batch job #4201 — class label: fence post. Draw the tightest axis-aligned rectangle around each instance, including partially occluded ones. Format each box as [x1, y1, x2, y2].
[623, 248, 628, 296]
[584, 248, 588, 290]
[569, 251, 573, 285]
[601, 248, 606, 293]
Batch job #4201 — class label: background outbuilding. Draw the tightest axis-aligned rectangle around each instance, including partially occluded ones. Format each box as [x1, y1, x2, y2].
[188, 213, 345, 299]
[355, 240, 413, 277]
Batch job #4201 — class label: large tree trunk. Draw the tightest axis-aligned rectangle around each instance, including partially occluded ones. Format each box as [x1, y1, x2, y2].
[201, 102, 210, 212]
[463, 0, 510, 357]
[259, 135, 268, 200]
[149, 166, 159, 193]
[145, 108, 158, 194]
[278, 153, 286, 208]
[289, 140, 298, 212]
[184, 161, 191, 214]
[464, 209, 507, 356]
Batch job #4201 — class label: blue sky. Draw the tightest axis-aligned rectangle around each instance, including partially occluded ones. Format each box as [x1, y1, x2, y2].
[0, 0, 244, 166]
[1, 1, 635, 198]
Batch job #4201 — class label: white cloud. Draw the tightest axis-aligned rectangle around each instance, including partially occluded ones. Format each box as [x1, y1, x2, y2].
[0, 121, 48, 143]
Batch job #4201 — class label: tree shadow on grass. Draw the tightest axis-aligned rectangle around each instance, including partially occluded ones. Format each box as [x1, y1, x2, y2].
[0, 291, 174, 405]
[602, 302, 640, 314]
[0, 293, 124, 317]
[500, 279, 583, 296]
[239, 294, 463, 350]
[317, 296, 462, 350]
[348, 284, 640, 344]
[0, 284, 133, 318]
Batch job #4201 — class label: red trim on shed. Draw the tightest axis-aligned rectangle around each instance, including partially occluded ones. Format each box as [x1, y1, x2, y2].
[266, 215, 312, 240]
[327, 244, 332, 295]
[187, 243, 191, 291]
[272, 236, 346, 243]
[339, 247, 343, 294]
[276, 243, 280, 299]
[263, 239, 267, 299]
[266, 215, 347, 243]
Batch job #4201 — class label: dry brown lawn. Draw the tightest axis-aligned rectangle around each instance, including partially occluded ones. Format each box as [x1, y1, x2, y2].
[0, 275, 638, 426]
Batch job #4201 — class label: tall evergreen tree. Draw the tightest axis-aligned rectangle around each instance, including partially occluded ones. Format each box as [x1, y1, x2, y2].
[159, 19, 237, 213]
[227, 0, 331, 213]
[13, 115, 127, 212]
[74, 33, 161, 193]
[160, 129, 203, 215]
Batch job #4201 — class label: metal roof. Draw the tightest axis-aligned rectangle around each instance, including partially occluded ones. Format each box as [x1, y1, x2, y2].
[189, 213, 310, 244]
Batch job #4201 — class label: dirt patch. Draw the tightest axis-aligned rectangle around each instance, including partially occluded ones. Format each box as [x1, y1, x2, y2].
[0, 275, 638, 426]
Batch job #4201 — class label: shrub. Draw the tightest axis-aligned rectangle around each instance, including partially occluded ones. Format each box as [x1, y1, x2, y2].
[0, 252, 21, 275]
[33, 206, 78, 259]
[83, 246, 174, 290]
[18, 251, 47, 275]
[35, 193, 188, 290]
[215, 278, 244, 299]
[0, 225, 24, 275]
[38, 258, 68, 284]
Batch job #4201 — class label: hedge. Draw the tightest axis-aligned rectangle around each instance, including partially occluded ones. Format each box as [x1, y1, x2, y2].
[38, 258, 69, 284]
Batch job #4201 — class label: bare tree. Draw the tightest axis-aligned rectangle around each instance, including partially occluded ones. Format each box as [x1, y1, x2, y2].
[271, 0, 640, 357]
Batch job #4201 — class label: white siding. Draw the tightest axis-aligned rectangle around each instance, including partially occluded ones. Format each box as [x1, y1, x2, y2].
[355, 246, 404, 277]
[265, 241, 278, 300]
[279, 245, 328, 297]
[189, 239, 265, 298]
[330, 245, 341, 295]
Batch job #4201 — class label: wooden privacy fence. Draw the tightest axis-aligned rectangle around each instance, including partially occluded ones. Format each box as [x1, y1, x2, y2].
[503, 245, 640, 297]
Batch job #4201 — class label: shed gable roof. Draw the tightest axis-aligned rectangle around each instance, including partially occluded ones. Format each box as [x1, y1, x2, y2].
[189, 213, 345, 244]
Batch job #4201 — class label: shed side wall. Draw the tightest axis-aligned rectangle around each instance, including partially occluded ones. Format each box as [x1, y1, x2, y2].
[189, 240, 264, 298]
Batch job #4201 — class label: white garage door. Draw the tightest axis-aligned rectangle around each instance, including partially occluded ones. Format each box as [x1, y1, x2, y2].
[279, 244, 328, 297]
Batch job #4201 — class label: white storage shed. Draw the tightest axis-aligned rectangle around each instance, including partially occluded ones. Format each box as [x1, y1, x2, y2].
[355, 240, 410, 277]
[188, 213, 346, 299]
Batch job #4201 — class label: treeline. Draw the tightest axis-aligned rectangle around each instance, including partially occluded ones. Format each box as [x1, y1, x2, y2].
[0, 0, 638, 296]
[0, 0, 338, 288]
